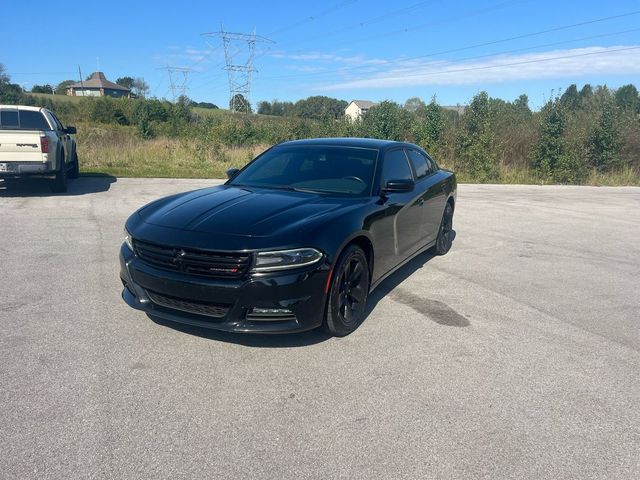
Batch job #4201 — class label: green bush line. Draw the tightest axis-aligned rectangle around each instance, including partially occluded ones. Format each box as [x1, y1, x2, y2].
[2, 84, 639, 185]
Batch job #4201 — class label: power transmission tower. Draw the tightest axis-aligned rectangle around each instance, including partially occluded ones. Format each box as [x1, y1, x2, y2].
[160, 66, 192, 102]
[202, 27, 273, 113]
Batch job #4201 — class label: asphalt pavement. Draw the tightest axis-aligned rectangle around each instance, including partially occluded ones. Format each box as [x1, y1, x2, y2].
[1, 177, 638, 479]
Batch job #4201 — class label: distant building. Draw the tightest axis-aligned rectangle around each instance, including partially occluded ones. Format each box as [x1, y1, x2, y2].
[66, 72, 131, 98]
[345, 100, 377, 121]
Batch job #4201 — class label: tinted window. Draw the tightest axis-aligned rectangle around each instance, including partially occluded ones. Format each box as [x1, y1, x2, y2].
[19, 111, 50, 130]
[406, 149, 431, 179]
[49, 112, 64, 130]
[230, 146, 378, 196]
[382, 149, 412, 184]
[0, 110, 19, 128]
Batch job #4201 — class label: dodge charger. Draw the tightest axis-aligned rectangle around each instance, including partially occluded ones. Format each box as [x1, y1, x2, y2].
[119, 138, 456, 336]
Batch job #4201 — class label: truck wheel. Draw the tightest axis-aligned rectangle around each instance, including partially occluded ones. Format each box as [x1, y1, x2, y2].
[69, 151, 79, 179]
[50, 155, 68, 193]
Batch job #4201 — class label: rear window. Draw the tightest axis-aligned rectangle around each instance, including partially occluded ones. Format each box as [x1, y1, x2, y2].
[0, 110, 19, 128]
[0, 109, 50, 130]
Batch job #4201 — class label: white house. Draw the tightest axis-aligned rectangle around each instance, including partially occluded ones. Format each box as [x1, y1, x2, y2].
[345, 100, 377, 121]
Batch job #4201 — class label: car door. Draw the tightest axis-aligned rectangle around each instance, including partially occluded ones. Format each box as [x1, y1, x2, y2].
[406, 149, 447, 243]
[376, 148, 424, 274]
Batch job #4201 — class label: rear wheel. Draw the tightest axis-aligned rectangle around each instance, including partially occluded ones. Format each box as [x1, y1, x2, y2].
[50, 154, 68, 193]
[69, 151, 79, 179]
[435, 202, 454, 255]
[323, 245, 370, 337]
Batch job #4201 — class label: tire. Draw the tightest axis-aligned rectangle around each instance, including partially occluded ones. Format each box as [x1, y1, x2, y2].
[50, 153, 68, 193]
[68, 151, 79, 179]
[435, 201, 454, 255]
[323, 245, 370, 337]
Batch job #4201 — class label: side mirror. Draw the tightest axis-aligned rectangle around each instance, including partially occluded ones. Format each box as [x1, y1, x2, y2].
[382, 179, 414, 194]
[226, 168, 240, 179]
[64, 126, 77, 134]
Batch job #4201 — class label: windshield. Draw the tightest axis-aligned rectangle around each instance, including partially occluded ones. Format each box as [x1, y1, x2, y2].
[229, 145, 379, 196]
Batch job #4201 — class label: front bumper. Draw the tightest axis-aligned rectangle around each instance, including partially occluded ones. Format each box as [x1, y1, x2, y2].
[0, 161, 54, 179]
[119, 244, 329, 333]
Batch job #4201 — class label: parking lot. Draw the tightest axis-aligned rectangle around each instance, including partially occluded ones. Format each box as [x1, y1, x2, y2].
[1, 177, 639, 479]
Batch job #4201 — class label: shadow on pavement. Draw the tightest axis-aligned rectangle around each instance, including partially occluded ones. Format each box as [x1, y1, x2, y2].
[0, 175, 117, 197]
[148, 233, 456, 347]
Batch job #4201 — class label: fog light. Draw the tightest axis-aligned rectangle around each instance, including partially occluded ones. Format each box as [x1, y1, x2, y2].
[251, 308, 293, 315]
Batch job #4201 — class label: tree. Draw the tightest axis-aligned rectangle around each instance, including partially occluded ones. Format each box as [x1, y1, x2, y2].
[257, 101, 272, 115]
[0, 64, 22, 103]
[31, 84, 53, 94]
[559, 84, 579, 110]
[132, 78, 149, 98]
[229, 93, 251, 113]
[0, 63, 9, 84]
[361, 101, 409, 140]
[293, 96, 347, 119]
[456, 92, 499, 182]
[55, 80, 75, 95]
[413, 97, 444, 156]
[614, 84, 639, 112]
[404, 96, 426, 113]
[116, 76, 135, 90]
[589, 100, 621, 171]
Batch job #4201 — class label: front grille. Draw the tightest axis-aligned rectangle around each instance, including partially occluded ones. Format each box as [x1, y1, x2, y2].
[146, 290, 230, 318]
[133, 239, 251, 278]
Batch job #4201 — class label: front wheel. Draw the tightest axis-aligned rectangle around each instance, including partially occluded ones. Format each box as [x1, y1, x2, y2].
[323, 245, 370, 337]
[435, 202, 454, 255]
[69, 151, 79, 179]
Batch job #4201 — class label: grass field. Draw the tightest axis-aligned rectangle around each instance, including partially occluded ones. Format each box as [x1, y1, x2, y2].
[75, 124, 639, 185]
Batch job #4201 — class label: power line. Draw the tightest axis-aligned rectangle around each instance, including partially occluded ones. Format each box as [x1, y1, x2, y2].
[266, 0, 359, 37]
[286, 0, 445, 48]
[259, 10, 640, 80]
[288, 0, 526, 54]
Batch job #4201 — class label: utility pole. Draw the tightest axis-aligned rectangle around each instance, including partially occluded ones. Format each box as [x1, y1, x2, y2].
[202, 27, 273, 113]
[78, 65, 85, 97]
[159, 66, 192, 103]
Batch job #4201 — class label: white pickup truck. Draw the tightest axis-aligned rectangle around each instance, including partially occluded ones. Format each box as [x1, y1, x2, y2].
[0, 105, 79, 192]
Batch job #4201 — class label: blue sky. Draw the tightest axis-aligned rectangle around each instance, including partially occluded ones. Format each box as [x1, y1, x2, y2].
[2, 0, 639, 109]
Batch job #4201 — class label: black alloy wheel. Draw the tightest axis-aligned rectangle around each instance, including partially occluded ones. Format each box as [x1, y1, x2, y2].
[324, 245, 370, 336]
[435, 202, 454, 255]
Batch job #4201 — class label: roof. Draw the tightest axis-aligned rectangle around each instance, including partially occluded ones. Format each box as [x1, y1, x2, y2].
[68, 72, 130, 91]
[0, 105, 44, 112]
[349, 100, 377, 109]
[277, 137, 402, 149]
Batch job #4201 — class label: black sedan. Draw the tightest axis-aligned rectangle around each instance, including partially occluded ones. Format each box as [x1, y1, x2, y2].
[120, 138, 456, 336]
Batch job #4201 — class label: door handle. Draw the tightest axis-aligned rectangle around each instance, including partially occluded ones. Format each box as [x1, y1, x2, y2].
[418, 198, 425, 206]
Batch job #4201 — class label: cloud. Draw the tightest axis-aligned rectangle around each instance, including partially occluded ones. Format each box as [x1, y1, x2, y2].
[269, 50, 387, 66]
[313, 46, 640, 90]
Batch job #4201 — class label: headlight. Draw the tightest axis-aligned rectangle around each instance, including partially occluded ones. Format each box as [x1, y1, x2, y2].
[123, 228, 134, 251]
[252, 248, 322, 272]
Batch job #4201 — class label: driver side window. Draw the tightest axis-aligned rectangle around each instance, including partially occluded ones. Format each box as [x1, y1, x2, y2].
[381, 149, 413, 185]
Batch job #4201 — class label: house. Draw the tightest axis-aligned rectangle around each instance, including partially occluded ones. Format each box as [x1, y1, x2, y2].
[345, 100, 377, 121]
[66, 72, 131, 98]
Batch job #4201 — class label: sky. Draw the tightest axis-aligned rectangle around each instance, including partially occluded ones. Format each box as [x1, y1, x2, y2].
[2, 0, 639, 109]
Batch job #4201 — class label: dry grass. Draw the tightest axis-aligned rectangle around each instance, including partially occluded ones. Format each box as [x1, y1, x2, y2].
[73, 124, 640, 185]
[76, 124, 266, 178]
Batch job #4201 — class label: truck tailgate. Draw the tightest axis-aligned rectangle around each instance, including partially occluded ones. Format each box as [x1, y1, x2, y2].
[0, 130, 46, 162]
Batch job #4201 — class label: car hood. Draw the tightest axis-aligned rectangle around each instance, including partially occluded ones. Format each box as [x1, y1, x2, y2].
[137, 185, 361, 238]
